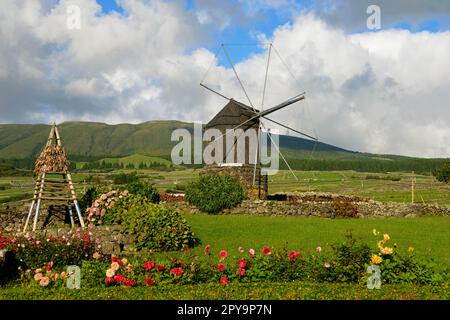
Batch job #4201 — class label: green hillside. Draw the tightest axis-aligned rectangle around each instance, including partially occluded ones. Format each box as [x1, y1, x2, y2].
[0, 120, 447, 173]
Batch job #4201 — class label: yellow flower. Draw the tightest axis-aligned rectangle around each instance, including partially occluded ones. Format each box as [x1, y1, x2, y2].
[383, 234, 390, 243]
[372, 229, 379, 236]
[408, 247, 415, 253]
[380, 247, 394, 255]
[122, 258, 128, 265]
[377, 241, 383, 249]
[371, 254, 382, 264]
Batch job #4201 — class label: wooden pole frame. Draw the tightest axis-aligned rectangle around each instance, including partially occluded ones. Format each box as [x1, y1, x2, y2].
[23, 123, 85, 232]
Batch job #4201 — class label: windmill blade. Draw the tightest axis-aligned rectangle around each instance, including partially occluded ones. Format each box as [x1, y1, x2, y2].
[257, 93, 305, 119]
[222, 44, 257, 112]
[262, 117, 318, 141]
[200, 83, 232, 101]
[261, 122, 298, 181]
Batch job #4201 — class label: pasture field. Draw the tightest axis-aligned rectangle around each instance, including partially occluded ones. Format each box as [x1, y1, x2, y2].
[1, 169, 449, 206]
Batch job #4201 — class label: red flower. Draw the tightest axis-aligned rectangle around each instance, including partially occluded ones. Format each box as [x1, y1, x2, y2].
[104, 277, 115, 285]
[218, 264, 225, 272]
[262, 246, 271, 255]
[124, 279, 136, 287]
[238, 259, 247, 269]
[47, 262, 53, 271]
[0, 244, 4, 249]
[288, 251, 300, 262]
[219, 277, 229, 285]
[204, 245, 211, 255]
[114, 274, 126, 284]
[170, 267, 184, 277]
[219, 250, 228, 258]
[145, 278, 155, 286]
[144, 261, 154, 271]
[156, 265, 166, 271]
[237, 268, 245, 276]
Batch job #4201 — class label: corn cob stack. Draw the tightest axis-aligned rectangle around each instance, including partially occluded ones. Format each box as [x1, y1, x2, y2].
[34, 145, 70, 175]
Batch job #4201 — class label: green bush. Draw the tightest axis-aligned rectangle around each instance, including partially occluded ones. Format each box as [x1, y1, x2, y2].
[330, 233, 371, 282]
[185, 175, 245, 214]
[113, 172, 139, 185]
[434, 161, 450, 184]
[81, 260, 110, 288]
[125, 181, 160, 203]
[121, 203, 200, 251]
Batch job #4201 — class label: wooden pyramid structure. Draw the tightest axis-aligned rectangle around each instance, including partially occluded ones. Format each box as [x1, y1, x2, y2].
[23, 123, 85, 232]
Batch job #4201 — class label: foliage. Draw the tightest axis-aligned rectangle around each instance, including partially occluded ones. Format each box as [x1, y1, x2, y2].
[185, 174, 245, 214]
[434, 161, 450, 184]
[0, 230, 101, 270]
[329, 233, 371, 282]
[125, 181, 160, 203]
[79, 186, 99, 212]
[120, 203, 200, 251]
[113, 172, 139, 185]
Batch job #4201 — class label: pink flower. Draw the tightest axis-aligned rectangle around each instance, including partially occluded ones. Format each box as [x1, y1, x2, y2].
[104, 277, 115, 285]
[122, 190, 129, 196]
[39, 277, 50, 287]
[218, 264, 225, 272]
[101, 194, 107, 200]
[324, 263, 331, 268]
[170, 267, 184, 277]
[238, 259, 247, 269]
[124, 279, 136, 287]
[262, 246, 271, 255]
[145, 278, 155, 286]
[219, 250, 228, 259]
[288, 251, 300, 262]
[47, 262, 53, 271]
[100, 209, 106, 216]
[316, 246, 322, 253]
[204, 245, 211, 255]
[156, 265, 165, 271]
[219, 277, 229, 285]
[249, 248, 255, 258]
[144, 261, 154, 271]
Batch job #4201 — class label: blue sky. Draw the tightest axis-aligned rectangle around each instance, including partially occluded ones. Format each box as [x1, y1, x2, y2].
[95, 0, 449, 63]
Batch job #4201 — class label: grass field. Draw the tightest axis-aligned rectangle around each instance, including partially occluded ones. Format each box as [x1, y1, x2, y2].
[1, 169, 449, 206]
[2, 282, 450, 300]
[181, 214, 450, 268]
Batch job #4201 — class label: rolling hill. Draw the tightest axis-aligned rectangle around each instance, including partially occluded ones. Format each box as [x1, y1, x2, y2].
[0, 121, 447, 172]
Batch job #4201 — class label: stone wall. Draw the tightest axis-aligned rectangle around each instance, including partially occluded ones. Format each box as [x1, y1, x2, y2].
[167, 192, 450, 218]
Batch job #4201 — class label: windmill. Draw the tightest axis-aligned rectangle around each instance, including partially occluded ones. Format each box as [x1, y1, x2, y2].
[200, 43, 318, 198]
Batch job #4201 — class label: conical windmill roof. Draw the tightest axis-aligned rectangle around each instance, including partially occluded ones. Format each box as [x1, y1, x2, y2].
[34, 123, 70, 175]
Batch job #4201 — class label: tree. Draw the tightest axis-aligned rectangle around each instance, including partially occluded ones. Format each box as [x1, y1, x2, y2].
[434, 161, 450, 183]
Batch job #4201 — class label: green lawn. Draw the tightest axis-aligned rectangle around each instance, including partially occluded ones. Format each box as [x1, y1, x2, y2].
[1, 282, 450, 300]
[183, 214, 450, 268]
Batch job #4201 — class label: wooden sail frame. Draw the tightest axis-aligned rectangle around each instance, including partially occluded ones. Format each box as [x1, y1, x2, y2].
[23, 123, 85, 232]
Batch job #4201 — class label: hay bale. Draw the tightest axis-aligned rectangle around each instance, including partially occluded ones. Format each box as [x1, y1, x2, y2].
[34, 145, 70, 175]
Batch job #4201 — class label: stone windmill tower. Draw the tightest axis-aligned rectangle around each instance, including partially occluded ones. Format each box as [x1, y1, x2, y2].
[23, 123, 85, 232]
[200, 43, 317, 199]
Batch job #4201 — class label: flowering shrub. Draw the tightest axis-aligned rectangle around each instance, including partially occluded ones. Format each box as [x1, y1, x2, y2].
[120, 202, 200, 251]
[0, 230, 101, 270]
[367, 230, 441, 285]
[86, 189, 129, 226]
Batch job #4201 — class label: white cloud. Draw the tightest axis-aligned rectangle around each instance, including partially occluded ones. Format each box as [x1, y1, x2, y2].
[0, 1, 449, 158]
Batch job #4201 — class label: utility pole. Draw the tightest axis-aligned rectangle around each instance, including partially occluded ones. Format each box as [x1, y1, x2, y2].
[411, 171, 415, 203]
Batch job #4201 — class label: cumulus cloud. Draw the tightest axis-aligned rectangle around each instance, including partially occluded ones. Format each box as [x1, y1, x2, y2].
[0, 1, 449, 158]
[313, 0, 450, 31]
